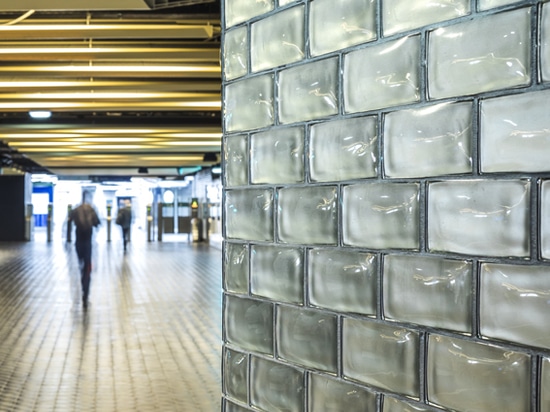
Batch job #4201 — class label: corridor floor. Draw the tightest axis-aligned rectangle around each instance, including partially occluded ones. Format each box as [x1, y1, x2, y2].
[0, 230, 222, 411]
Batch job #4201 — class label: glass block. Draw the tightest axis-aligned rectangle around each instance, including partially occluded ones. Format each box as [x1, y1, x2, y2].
[310, 0, 377, 57]
[542, 358, 550, 412]
[310, 116, 378, 182]
[383, 255, 472, 333]
[383, 0, 470, 36]
[542, 180, 550, 259]
[225, 189, 274, 242]
[427, 335, 530, 412]
[251, 6, 305, 72]
[428, 179, 530, 257]
[224, 348, 248, 403]
[343, 182, 420, 250]
[479, 0, 522, 11]
[480, 90, 550, 173]
[542, 3, 550, 82]
[343, 318, 420, 396]
[480, 263, 550, 349]
[278, 58, 338, 124]
[250, 245, 304, 304]
[224, 0, 274, 28]
[225, 400, 250, 412]
[224, 295, 274, 355]
[384, 101, 473, 178]
[224, 75, 274, 133]
[278, 186, 338, 245]
[279, 0, 297, 5]
[383, 397, 433, 412]
[250, 357, 304, 412]
[344, 35, 421, 114]
[250, 127, 304, 184]
[224, 242, 249, 294]
[309, 374, 377, 412]
[276, 306, 337, 373]
[223, 27, 248, 81]
[308, 248, 377, 315]
[427, 8, 531, 100]
[224, 134, 248, 187]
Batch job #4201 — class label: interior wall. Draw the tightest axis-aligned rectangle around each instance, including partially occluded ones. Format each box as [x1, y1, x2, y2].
[0, 175, 31, 241]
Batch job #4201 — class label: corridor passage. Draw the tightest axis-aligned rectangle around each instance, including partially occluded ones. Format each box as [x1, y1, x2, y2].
[0, 229, 222, 411]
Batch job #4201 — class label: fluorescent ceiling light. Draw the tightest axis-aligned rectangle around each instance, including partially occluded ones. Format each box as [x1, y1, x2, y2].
[29, 110, 51, 119]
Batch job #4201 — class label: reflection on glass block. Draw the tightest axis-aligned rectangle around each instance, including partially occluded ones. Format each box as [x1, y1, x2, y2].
[427, 335, 530, 412]
[343, 182, 420, 249]
[277, 306, 337, 373]
[309, 374, 377, 412]
[310, 116, 378, 182]
[308, 248, 377, 315]
[343, 318, 420, 396]
[251, 245, 304, 304]
[250, 357, 304, 412]
[428, 179, 530, 257]
[225, 400, 250, 412]
[279, 0, 297, 4]
[224, 242, 249, 294]
[428, 8, 530, 99]
[251, 6, 305, 72]
[224, 348, 248, 403]
[310, 0, 376, 57]
[224, 0, 274, 28]
[542, 358, 550, 412]
[224, 27, 248, 80]
[383, 255, 472, 333]
[480, 263, 550, 349]
[542, 4, 550, 82]
[479, 0, 523, 10]
[344, 35, 420, 114]
[383, 396, 433, 412]
[384, 102, 472, 178]
[278, 186, 338, 245]
[542, 181, 550, 259]
[278, 58, 338, 124]
[250, 127, 304, 184]
[224, 75, 274, 133]
[224, 295, 274, 355]
[480, 90, 550, 173]
[224, 134, 248, 187]
[383, 0, 469, 36]
[225, 189, 274, 242]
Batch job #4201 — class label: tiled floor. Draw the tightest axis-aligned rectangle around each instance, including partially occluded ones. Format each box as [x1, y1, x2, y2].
[0, 227, 222, 412]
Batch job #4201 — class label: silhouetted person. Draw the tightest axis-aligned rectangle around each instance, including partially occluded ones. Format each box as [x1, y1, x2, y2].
[69, 191, 100, 308]
[116, 199, 132, 252]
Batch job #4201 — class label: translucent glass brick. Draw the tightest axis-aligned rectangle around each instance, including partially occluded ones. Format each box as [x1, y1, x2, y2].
[278, 58, 338, 124]
[542, 3, 550, 82]
[383, 255, 472, 333]
[428, 179, 530, 257]
[250, 127, 304, 184]
[542, 358, 550, 412]
[224, 75, 274, 133]
[383, 0, 470, 36]
[225, 401, 249, 412]
[223, 348, 248, 403]
[224, 134, 248, 187]
[344, 35, 421, 114]
[383, 397, 433, 412]
[224, 0, 274, 28]
[310, 116, 378, 182]
[542, 180, 550, 259]
[277, 186, 338, 245]
[427, 335, 530, 412]
[479, 0, 523, 11]
[309, 0, 377, 57]
[480, 90, 550, 173]
[223, 27, 248, 80]
[251, 6, 305, 72]
[343, 318, 420, 396]
[224, 242, 249, 294]
[480, 263, 550, 349]
[250, 245, 304, 304]
[309, 374, 377, 412]
[250, 357, 304, 412]
[279, 0, 297, 4]
[224, 295, 274, 355]
[384, 102, 473, 178]
[427, 8, 531, 100]
[276, 306, 337, 373]
[225, 189, 274, 242]
[343, 182, 420, 250]
[308, 248, 377, 315]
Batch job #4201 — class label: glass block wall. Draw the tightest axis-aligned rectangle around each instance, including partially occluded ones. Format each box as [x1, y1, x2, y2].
[221, 1, 550, 411]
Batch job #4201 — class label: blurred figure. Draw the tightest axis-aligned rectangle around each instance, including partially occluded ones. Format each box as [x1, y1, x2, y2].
[116, 199, 132, 252]
[69, 191, 100, 309]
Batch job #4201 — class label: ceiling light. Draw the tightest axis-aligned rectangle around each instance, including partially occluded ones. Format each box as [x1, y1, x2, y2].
[29, 110, 51, 119]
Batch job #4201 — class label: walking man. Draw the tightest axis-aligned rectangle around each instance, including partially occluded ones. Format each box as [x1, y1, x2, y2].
[116, 199, 132, 252]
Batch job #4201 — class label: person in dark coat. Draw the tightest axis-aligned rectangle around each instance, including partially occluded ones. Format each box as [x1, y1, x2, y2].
[116, 199, 132, 252]
[69, 191, 100, 308]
